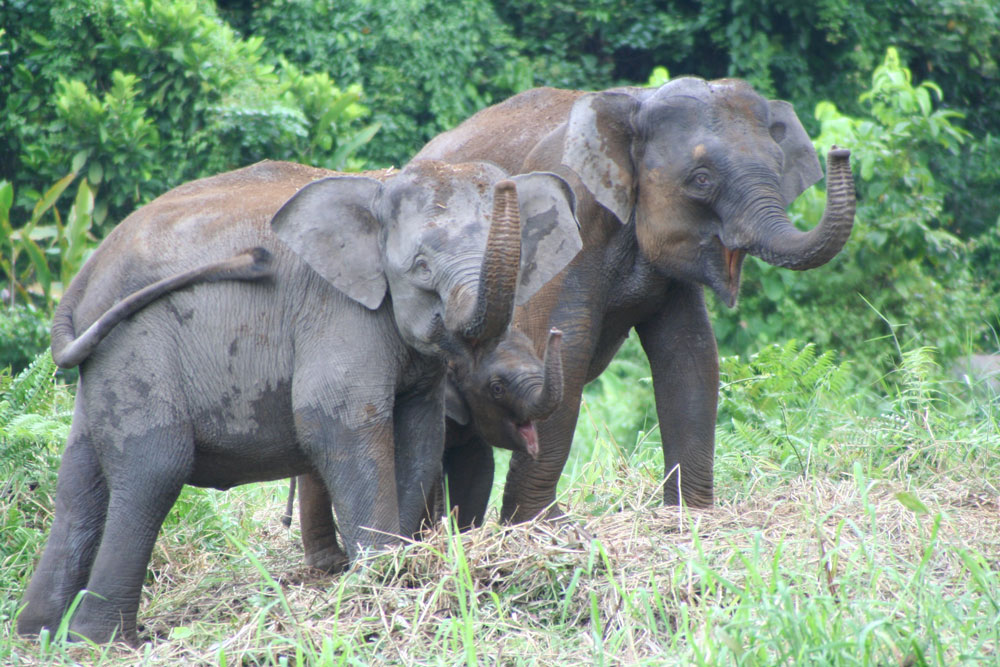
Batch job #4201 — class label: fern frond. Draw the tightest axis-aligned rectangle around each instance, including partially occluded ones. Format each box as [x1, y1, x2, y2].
[0, 352, 59, 429]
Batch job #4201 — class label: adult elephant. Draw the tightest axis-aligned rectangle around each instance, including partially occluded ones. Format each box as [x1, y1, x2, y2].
[17, 159, 580, 643]
[415, 76, 856, 521]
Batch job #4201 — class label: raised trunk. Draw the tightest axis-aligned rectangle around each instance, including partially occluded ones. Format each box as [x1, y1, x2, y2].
[462, 180, 522, 342]
[532, 328, 564, 418]
[745, 147, 855, 270]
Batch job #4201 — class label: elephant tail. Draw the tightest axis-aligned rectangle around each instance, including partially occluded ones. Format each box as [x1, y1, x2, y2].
[50, 247, 274, 369]
[281, 476, 297, 527]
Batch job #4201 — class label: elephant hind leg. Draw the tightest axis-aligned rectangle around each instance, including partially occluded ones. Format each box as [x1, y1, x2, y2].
[17, 427, 108, 638]
[297, 472, 349, 574]
[67, 423, 193, 644]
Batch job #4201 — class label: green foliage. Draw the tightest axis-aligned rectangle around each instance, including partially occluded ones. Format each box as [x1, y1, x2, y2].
[235, 0, 526, 167]
[714, 341, 857, 493]
[0, 306, 52, 376]
[0, 352, 71, 516]
[0, 353, 70, 450]
[1, 172, 97, 310]
[2, 0, 375, 234]
[0, 354, 72, 630]
[713, 48, 994, 382]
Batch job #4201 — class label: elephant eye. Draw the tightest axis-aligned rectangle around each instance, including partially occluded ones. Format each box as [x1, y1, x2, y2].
[489, 379, 505, 399]
[411, 256, 432, 280]
[687, 169, 715, 199]
[691, 170, 712, 188]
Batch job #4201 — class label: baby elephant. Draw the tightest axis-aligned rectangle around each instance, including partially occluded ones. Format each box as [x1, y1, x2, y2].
[17, 159, 580, 644]
[288, 326, 565, 573]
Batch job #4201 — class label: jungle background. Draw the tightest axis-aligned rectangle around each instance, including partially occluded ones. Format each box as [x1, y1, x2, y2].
[2, 1, 998, 664]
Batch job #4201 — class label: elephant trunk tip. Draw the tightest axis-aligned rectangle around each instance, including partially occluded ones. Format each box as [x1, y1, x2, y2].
[494, 179, 517, 197]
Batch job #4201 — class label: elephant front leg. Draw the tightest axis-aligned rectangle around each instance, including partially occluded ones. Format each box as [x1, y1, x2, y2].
[500, 321, 590, 524]
[393, 387, 446, 538]
[500, 391, 582, 523]
[296, 472, 349, 573]
[442, 434, 495, 530]
[295, 401, 401, 561]
[636, 283, 717, 508]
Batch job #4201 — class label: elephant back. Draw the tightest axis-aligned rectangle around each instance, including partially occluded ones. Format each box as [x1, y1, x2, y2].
[415, 87, 585, 173]
[54, 161, 386, 346]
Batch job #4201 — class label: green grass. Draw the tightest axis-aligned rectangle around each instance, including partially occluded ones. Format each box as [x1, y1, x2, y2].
[2, 340, 998, 665]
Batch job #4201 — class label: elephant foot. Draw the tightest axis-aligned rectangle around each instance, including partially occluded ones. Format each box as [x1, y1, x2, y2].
[66, 618, 136, 646]
[501, 498, 565, 525]
[304, 545, 350, 574]
[15, 607, 56, 639]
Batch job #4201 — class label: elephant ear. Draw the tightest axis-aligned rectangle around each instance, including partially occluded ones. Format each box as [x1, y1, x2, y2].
[443, 371, 470, 426]
[510, 172, 582, 306]
[561, 91, 640, 226]
[271, 176, 387, 310]
[768, 100, 824, 206]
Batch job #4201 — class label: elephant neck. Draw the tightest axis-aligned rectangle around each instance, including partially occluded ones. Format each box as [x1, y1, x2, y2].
[602, 221, 672, 319]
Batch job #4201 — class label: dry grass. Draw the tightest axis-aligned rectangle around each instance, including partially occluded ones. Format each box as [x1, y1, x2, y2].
[9, 469, 996, 666]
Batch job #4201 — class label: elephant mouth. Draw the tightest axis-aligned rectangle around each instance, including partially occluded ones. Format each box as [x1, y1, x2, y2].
[514, 420, 540, 460]
[717, 243, 745, 308]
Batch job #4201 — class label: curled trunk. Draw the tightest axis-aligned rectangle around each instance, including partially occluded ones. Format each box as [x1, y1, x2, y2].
[746, 147, 856, 270]
[462, 180, 522, 341]
[532, 328, 564, 418]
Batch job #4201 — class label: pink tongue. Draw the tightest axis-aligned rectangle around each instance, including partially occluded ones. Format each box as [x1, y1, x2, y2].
[517, 422, 539, 459]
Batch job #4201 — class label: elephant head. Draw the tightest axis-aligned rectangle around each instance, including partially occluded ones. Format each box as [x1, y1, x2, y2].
[561, 77, 856, 306]
[271, 160, 581, 354]
[446, 327, 564, 459]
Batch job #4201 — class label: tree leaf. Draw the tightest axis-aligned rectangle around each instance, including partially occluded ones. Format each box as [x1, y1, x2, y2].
[0, 181, 13, 219]
[30, 172, 75, 227]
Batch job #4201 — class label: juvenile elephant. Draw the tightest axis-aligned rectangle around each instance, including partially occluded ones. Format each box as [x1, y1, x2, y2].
[416, 77, 856, 521]
[292, 326, 565, 572]
[17, 159, 580, 643]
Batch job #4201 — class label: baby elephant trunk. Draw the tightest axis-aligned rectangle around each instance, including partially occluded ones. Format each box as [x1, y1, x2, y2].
[532, 328, 564, 418]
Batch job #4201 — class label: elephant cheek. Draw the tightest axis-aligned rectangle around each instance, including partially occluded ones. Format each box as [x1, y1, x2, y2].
[636, 213, 699, 278]
[444, 283, 477, 334]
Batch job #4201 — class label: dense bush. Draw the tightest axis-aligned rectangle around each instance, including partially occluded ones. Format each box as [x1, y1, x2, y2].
[1, 0, 375, 234]
[0, 307, 52, 375]
[230, 0, 528, 167]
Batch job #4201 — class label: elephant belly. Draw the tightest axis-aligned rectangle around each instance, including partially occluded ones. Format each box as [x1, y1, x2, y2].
[189, 444, 310, 489]
[186, 376, 306, 490]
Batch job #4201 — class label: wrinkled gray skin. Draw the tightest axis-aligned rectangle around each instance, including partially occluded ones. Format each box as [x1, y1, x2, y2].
[17, 159, 581, 644]
[416, 77, 856, 522]
[290, 327, 564, 573]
